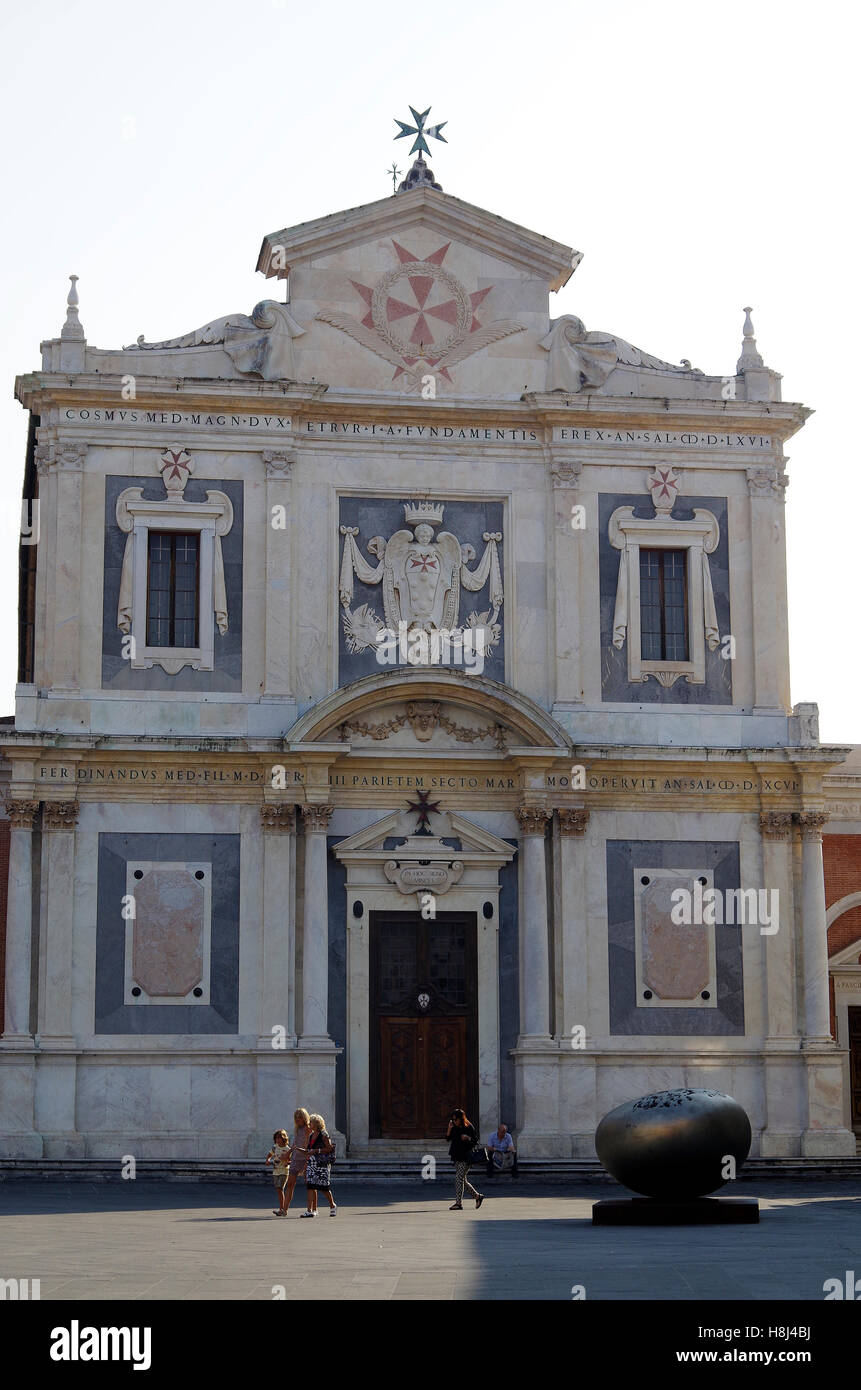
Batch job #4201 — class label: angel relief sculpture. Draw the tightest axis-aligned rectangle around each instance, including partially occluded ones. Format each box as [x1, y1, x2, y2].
[338, 502, 503, 662]
[125, 300, 305, 381]
[539, 315, 703, 393]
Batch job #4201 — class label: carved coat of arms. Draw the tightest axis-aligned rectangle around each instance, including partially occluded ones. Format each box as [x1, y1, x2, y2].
[339, 501, 503, 655]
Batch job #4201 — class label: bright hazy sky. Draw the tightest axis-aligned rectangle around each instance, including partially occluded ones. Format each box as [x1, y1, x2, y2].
[0, 0, 856, 741]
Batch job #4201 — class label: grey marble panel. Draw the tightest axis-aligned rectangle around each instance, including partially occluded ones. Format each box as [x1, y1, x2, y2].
[102, 477, 243, 691]
[599, 493, 732, 704]
[606, 839, 743, 1035]
[95, 832, 240, 1033]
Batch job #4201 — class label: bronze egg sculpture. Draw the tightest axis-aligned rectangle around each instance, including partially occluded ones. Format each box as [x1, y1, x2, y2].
[595, 1088, 752, 1199]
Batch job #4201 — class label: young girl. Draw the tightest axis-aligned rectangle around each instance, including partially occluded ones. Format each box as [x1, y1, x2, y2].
[301, 1113, 337, 1217]
[265, 1129, 291, 1216]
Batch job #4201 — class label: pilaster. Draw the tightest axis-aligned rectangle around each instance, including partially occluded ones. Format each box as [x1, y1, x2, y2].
[37, 800, 79, 1047]
[262, 447, 296, 699]
[258, 803, 296, 1048]
[1, 800, 40, 1045]
[747, 464, 790, 712]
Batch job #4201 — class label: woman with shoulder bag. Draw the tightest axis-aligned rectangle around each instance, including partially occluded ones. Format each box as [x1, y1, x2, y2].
[445, 1107, 485, 1211]
[302, 1112, 337, 1217]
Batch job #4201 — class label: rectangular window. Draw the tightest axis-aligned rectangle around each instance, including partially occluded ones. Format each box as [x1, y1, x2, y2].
[146, 531, 199, 647]
[640, 548, 688, 661]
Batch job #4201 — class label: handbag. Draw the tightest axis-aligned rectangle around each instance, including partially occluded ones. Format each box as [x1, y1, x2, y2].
[467, 1145, 486, 1166]
[314, 1134, 336, 1165]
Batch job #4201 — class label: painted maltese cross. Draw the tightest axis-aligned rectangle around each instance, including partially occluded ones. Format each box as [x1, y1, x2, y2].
[647, 465, 681, 511]
[394, 105, 448, 158]
[406, 788, 441, 833]
[409, 553, 438, 573]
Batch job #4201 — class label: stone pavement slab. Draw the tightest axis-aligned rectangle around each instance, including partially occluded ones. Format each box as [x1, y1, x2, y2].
[0, 1178, 859, 1301]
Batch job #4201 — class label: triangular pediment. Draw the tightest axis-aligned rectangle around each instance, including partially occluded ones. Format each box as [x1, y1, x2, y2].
[257, 184, 578, 288]
[333, 808, 516, 864]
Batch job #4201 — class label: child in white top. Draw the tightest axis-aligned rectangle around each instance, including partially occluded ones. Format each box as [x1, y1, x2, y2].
[265, 1129, 291, 1216]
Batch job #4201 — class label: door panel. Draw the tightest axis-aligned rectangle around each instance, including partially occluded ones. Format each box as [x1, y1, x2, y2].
[424, 1017, 466, 1134]
[371, 912, 477, 1139]
[380, 1018, 422, 1138]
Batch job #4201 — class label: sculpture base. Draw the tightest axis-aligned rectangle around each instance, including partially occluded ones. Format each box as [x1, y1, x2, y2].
[592, 1196, 759, 1226]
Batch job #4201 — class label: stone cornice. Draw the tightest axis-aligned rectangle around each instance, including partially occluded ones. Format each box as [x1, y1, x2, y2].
[15, 373, 810, 445]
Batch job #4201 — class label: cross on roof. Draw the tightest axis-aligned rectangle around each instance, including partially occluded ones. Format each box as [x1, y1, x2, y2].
[394, 106, 448, 159]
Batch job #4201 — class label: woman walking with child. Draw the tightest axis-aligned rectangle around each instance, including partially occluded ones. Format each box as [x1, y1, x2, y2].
[301, 1113, 337, 1217]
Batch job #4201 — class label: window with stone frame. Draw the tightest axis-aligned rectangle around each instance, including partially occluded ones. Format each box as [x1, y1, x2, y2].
[115, 450, 233, 675]
[639, 547, 688, 663]
[146, 531, 200, 649]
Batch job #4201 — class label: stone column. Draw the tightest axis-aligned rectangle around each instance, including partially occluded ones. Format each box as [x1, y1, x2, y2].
[547, 446, 583, 710]
[38, 800, 78, 1045]
[557, 808, 590, 1036]
[299, 804, 333, 1043]
[258, 804, 295, 1047]
[758, 810, 800, 1157]
[262, 449, 295, 699]
[759, 812, 797, 1037]
[747, 465, 790, 712]
[516, 806, 552, 1039]
[2, 800, 40, 1044]
[796, 811, 832, 1041]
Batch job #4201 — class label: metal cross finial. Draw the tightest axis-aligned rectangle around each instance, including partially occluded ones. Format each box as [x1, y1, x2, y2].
[394, 105, 448, 158]
[386, 162, 402, 194]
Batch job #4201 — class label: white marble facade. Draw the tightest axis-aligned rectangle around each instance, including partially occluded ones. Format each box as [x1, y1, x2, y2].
[1, 169, 855, 1159]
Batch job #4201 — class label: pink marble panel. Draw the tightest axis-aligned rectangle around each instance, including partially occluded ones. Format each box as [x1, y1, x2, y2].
[132, 867, 205, 997]
[641, 876, 710, 1001]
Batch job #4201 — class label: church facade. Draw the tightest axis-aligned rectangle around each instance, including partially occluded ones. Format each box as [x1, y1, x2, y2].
[1, 153, 856, 1160]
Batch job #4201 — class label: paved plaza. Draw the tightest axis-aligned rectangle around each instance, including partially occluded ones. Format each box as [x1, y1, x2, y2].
[1, 1178, 860, 1301]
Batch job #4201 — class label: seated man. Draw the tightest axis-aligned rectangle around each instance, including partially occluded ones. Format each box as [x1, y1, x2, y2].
[485, 1123, 517, 1178]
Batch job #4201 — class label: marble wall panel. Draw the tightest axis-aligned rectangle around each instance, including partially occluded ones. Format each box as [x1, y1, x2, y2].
[607, 839, 744, 1035]
[95, 832, 239, 1033]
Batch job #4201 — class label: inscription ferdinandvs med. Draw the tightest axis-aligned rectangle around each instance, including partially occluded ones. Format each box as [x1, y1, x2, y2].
[35, 765, 798, 794]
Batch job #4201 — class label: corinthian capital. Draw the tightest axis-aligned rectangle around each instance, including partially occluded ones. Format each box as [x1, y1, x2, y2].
[5, 799, 40, 829]
[42, 800, 79, 830]
[795, 810, 829, 841]
[558, 807, 590, 836]
[301, 803, 333, 834]
[759, 811, 794, 840]
[261, 803, 296, 832]
[516, 805, 551, 837]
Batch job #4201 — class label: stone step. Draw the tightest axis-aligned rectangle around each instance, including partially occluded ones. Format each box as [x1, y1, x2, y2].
[2, 1156, 861, 1183]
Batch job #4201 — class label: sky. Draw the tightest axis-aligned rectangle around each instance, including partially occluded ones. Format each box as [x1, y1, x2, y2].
[0, 0, 857, 740]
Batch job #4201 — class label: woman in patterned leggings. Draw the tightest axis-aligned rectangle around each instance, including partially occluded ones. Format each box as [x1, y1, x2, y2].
[446, 1108, 485, 1210]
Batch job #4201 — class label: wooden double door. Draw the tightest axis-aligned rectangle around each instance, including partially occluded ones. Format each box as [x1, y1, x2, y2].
[370, 912, 478, 1139]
